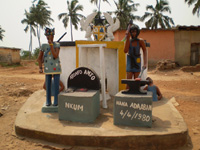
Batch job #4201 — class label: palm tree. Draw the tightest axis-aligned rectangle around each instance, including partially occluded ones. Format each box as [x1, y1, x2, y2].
[0, 26, 5, 41]
[21, 10, 37, 58]
[110, 0, 140, 29]
[31, 0, 54, 48]
[90, 0, 110, 12]
[141, 0, 174, 29]
[185, 0, 200, 17]
[58, 0, 84, 41]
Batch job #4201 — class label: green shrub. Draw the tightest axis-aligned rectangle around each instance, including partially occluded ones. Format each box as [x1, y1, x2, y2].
[33, 48, 40, 59]
[20, 50, 32, 60]
[20, 47, 40, 60]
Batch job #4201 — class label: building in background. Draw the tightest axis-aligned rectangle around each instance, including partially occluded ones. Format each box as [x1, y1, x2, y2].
[114, 26, 200, 66]
[0, 47, 21, 64]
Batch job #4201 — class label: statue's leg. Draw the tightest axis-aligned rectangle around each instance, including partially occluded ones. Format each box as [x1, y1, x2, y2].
[133, 72, 140, 79]
[126, 72, 133, 89]
[45, 74, 52, 106]
[53, 74, 60, 106]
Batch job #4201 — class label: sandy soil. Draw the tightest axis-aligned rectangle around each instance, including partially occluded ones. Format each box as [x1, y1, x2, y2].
[0, 60, 200, 150]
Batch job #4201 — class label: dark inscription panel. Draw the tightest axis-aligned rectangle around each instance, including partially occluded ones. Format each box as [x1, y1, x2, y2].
[114, 94, 152, 127]
[67, 67, 100, 90]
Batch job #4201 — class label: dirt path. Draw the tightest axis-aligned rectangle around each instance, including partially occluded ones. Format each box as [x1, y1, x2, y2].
[149, 70, 200, 150]
[0, 61, 200, 150]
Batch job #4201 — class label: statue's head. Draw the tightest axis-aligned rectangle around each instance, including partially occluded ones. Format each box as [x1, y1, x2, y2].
[146, 77, 153, 85]
[44, 27, 55, 36]
[45, 27, 55, 42]
[129, 25, 140, 40]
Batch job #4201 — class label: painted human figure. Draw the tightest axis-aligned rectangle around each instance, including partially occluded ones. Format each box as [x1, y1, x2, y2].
[37, 28, 61, 106]
[144, 77, 162, 101]
[124, 25, 147, 87]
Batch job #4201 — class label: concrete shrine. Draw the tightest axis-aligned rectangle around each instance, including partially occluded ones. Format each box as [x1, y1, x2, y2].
[14, 11, 188, 150]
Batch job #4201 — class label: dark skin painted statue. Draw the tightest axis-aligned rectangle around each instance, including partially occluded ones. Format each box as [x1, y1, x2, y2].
[124, 25, 147, 88]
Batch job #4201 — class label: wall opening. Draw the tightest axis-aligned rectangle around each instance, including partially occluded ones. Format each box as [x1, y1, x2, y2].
[190, 43, 200, 66]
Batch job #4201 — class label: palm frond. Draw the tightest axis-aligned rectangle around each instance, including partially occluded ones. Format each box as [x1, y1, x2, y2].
[146, 5, 155, 12]
[0, 26, 5, 41]
[142, 0, 175, 29]
[58, 13, 68, 20]
[140, 12, 152, 21]
[192, 0, 200, 17]
[58, 0, 84, 41]
[161, 6, 171, 13]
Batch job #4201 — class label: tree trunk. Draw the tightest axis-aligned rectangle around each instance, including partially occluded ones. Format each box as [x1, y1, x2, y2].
[36, 25, 41, 49]
[29, 28, 31, 54]
[30, 30, 33, 59]
[29, 26, 32, 59]
[98, 0, 101, 12]
[70, 18, 73, 41]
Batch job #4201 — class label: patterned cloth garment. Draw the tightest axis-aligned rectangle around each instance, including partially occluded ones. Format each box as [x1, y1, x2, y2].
[41, 42, 61, 74]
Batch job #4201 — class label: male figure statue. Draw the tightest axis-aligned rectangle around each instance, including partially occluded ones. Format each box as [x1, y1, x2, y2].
[124, 24, 147, 86]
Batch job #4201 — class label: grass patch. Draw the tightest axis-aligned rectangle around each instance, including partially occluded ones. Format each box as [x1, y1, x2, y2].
[0, 62, 22, 68]
[35, 62, 39, 66]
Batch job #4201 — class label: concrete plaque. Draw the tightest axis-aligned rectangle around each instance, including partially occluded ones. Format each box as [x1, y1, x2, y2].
[114, 91, 153, 127]
[58, 90, 100, 123]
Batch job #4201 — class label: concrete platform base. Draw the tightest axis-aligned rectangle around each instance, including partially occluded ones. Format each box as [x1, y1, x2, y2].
[15, 90, 188, 149]
[41, 103, 58, 113]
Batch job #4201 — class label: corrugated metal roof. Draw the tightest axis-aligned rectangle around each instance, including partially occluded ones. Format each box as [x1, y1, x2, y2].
[0, 46, 21, 50]
[141, 28, 174, 31]
[177, 25, 200, 30]
[141, 25, 200, 31]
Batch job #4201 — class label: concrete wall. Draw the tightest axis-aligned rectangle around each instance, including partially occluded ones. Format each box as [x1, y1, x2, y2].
[174, 30, 200, 66]
[140, 30, 175, 65]
[114, 30, 175, 66]
[0, 47, 21, 64]
[78, 47, 118, 96]
[59, 46, 76, 90]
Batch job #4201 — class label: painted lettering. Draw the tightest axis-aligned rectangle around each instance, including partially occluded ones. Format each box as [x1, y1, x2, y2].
[84, 69, 96, 80]
[91, 76, 95, 80]
[120, 110, 151, 122]
[65, 102, 84, 111]
[129, 102, 152, 111]
[116, 101, 128, 107]
[70, 70, 82, 80]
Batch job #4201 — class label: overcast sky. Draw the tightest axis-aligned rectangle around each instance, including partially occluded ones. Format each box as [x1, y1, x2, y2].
[0, 0, 199, 51]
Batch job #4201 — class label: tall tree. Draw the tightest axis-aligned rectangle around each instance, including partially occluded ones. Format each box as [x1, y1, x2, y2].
[90, 0, 110, 12]
[0, 26, 5, 41]
[31, 0, 54, 48]
[58, 0, 84, 41]
[141, 0, 174, 29]
[185, 0, 200, 17]
[110, 0, 140, 29]
[21, 10, 36, 58]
